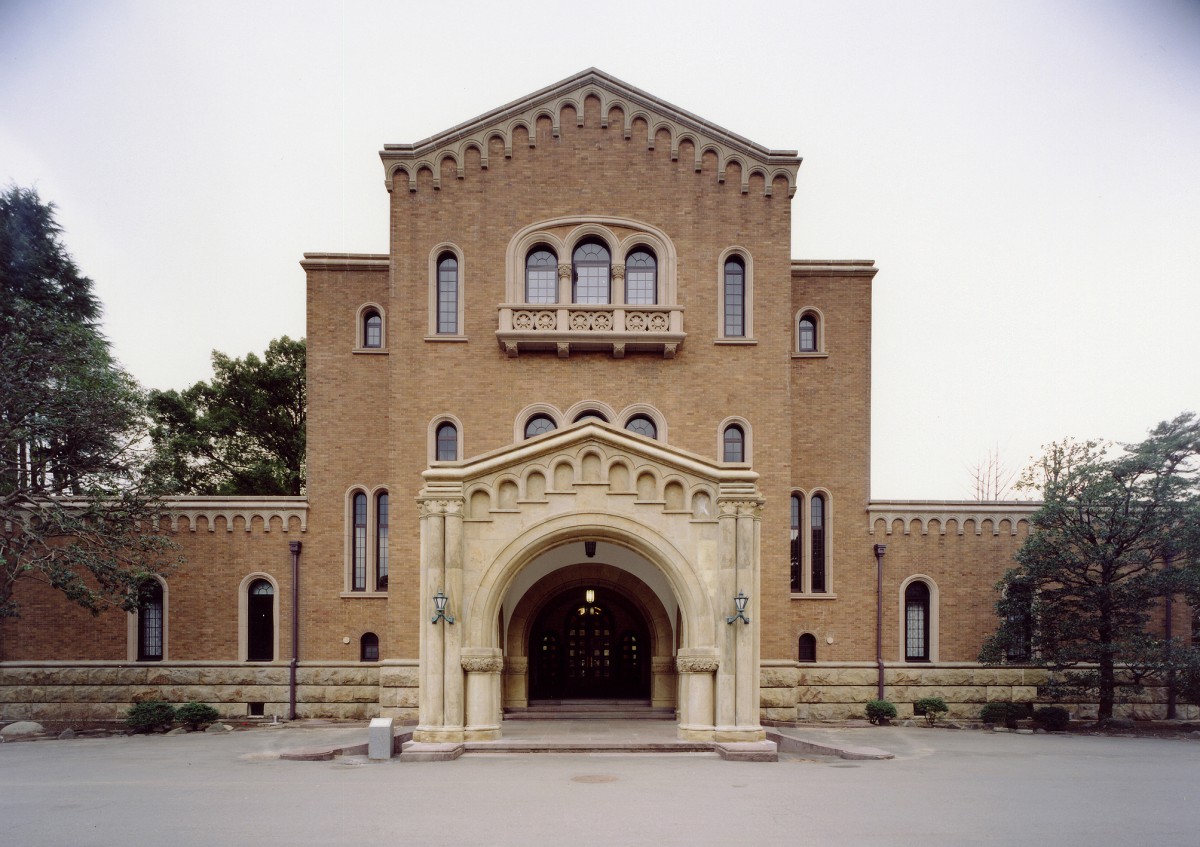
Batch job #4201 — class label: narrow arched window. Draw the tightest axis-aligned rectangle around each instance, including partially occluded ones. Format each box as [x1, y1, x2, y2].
[572, 240, 611, 304]
[526, 247, 558, 304]
[525, 414, 556, 438]
[790, 494, 802, 593]
[798, 315, 816, 352]
[625, 415, 657, 439]
[905, 581, 931, 661]
[437, 253, 459, 333]
[436, 422, 458, 461]
[137, 580, 164, 662]
[1005, 580, 1033, 662]
[798, 633, 817, 663]
[352, 492, 367, 591]
[722, 424, 744, 462]
[376, 493, 389, 591]
[723, 257, 745, 337]
[364, 310, 382, 348]
[811, 494, 827, 593]
[247, 579, 274, 662]
[625, 248, 657, 305]
[360, 632, 380, 662]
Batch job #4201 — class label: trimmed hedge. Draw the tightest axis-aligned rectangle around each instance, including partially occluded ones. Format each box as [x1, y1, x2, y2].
[126, 701, 176, 733]
[866, 699, 897, 725]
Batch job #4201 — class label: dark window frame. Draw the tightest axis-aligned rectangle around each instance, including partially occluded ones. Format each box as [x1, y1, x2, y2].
[137, 579, 164, 662]
[363, 310, 382, 348]
[360, 632, 380, 662]
[797, 314, 816, 352]
[352, 492, 367, 591]
[798, 633, 817, 663]
[525, 246, 558, 304]
[375, 492, 389, 591]
[436, 422, 458, 461]
[625, 247, 657, 305]
[437, 253, 459, 334]
[790, 493, 802, 593]
[810, 494, 827, 593]
[625, 415, 657, 440]
[572, 239, 611, 305]
[524, 414, 557, 439]
[905, 580, 931, 662]
[722, 424, 745, 462]
[723, 256, 746, 337]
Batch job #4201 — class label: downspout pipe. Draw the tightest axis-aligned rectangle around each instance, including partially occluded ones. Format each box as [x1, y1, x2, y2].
[289, 541, 302, 721]
[874, 544, 887, 701]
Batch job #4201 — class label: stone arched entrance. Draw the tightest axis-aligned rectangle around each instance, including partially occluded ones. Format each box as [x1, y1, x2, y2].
[411, 422, 765, 746]
[502, 557, 676, 709]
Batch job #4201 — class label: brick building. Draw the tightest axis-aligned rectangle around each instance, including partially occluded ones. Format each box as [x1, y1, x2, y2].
[1, 70, 1053, 733]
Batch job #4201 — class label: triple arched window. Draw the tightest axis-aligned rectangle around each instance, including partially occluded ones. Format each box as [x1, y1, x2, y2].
[520, 240, 660, 306]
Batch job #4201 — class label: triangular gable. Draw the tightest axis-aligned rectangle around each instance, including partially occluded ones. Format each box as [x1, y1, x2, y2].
[381, 68, 800, 197]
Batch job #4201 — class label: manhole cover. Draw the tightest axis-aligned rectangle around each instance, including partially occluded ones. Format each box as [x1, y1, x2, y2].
[571, 774, 618, 783]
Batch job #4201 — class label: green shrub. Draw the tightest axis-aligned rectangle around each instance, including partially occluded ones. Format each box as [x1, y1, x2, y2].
[914, 697, 949, 727]
[176, 701, 220, 731]
[980, 702, 1031, 729]
[126, 701, 176, 733]
[865, 699, 897, 725]
[1032, 706, 1070, 732]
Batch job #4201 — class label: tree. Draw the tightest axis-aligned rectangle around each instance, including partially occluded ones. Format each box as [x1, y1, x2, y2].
[145, 337, 305, 496]
[0, 185, 178, 619]
[980, 413, 1200, 719]
[967, 444, 1017, 500]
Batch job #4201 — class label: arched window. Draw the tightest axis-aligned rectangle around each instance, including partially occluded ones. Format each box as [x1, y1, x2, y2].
[360, 632, 380, 662]
[376, 493, 389, 591]
[526, 247, 558, 304]
[436, 422, 458, 462]
[905, 581, 931, 662]
[723, 256, 745, 337]
[437, 253, 459, 334]
[811, 494, 827, 593]
[525, 414, 557, 438]
[722, 424, 744, 462]
[247, 579, 275, 662]
[798, 633, 817, 663]
[625, 415, 657, 440]
[572, 240, 611, 304]
[797, 315, 816, 352]
[625, 248, 657, 305]
[352, 492, 367, 591]
[363, 310, 382, 348]
[790, 494, 802, 593]
[137, 579, 164, 662]
[573, 409, 608, 423]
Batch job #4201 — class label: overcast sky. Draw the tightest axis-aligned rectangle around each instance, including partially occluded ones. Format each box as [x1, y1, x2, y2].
[2, 0, 1198, 499]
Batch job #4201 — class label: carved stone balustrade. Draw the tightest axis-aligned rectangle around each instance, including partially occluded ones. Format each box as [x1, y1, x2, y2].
[497, 304, 685, 358]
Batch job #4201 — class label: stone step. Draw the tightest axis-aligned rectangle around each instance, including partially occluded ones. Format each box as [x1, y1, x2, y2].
[505, 702, 675, 721]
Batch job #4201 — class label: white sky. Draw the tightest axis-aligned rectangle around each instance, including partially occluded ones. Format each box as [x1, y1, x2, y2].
[2, 0, 1198, 499]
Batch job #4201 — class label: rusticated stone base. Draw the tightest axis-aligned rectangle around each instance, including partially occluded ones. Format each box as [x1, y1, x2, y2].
[759, 661, 1200, 722]
[0, 661, 412, 722]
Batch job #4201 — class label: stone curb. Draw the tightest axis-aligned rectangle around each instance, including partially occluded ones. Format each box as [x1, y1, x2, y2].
[767, 729, 894, 760]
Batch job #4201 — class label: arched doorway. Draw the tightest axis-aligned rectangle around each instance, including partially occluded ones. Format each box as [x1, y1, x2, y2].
[529, 585, 650, 701]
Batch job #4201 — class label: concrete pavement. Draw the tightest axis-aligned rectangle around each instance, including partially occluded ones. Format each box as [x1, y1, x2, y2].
[2, 722, 1197, 846]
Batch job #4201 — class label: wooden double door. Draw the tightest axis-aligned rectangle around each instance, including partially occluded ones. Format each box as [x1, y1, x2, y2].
[529, 587, 650, 701]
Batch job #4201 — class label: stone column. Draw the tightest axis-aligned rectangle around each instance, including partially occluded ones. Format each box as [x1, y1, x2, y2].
[733, 502, 763, 738]
[443, 499, 465, 734]
[676, 648, 719, 740]
[503, 656, 529, 709]
[557, 263, 572, 307]
[415, 500, 445, 741]
[651, 656, 676, 709]
[715, 500, 738, 731]
[462, 648, 504, 741]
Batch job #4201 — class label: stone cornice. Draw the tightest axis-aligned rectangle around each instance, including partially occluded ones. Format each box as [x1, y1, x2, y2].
[791, 260, 878, 278]
[380, 68, 800, 197]
[300, 253, 389, 272]
[868, 500, 1039, 537]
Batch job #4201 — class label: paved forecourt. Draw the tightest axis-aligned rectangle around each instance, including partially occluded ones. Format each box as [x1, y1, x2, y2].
[2, 724, 1197, 846]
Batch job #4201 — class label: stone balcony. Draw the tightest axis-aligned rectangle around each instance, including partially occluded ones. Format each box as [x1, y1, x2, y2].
[496, 304, 685, 358]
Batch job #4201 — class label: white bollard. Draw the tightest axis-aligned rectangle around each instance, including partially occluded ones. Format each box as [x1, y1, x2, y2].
[368, 717, 394, 760]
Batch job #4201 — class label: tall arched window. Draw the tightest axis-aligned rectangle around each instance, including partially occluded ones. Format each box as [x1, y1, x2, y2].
[723, 256, 745, 337]
[360, 632, 380, 662]
[352, 492, 367, 591]
[572, 240, 610, 304]
[437, 253, 459, 333]
[247, 579, 275, 662]
[436, 422, 458, 461]
[525, 414, 557, 438]
[905, 580, 931, 662]
[526, 247, 558, 303]
[137, 579, 164, 662]
[363, 310, 382, 348]
[790, 494, 802, 593]
[376, 493, 389, 591]
[625, 248, 657, 305]
[811, 493, 827, 593]
[722, 424, 745, 462]
[798, 633, 817, 663]
[797, 315, 816, 352]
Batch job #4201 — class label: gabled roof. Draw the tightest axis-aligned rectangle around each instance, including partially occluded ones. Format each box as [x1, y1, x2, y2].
[380, 69, 800, 197]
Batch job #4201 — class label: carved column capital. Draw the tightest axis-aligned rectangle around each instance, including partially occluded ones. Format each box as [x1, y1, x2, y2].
[677, 656, 720, 674]
[611, 263, 626, 280]
[557, 263, 572, 280]
[461, 656, 504, 674]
